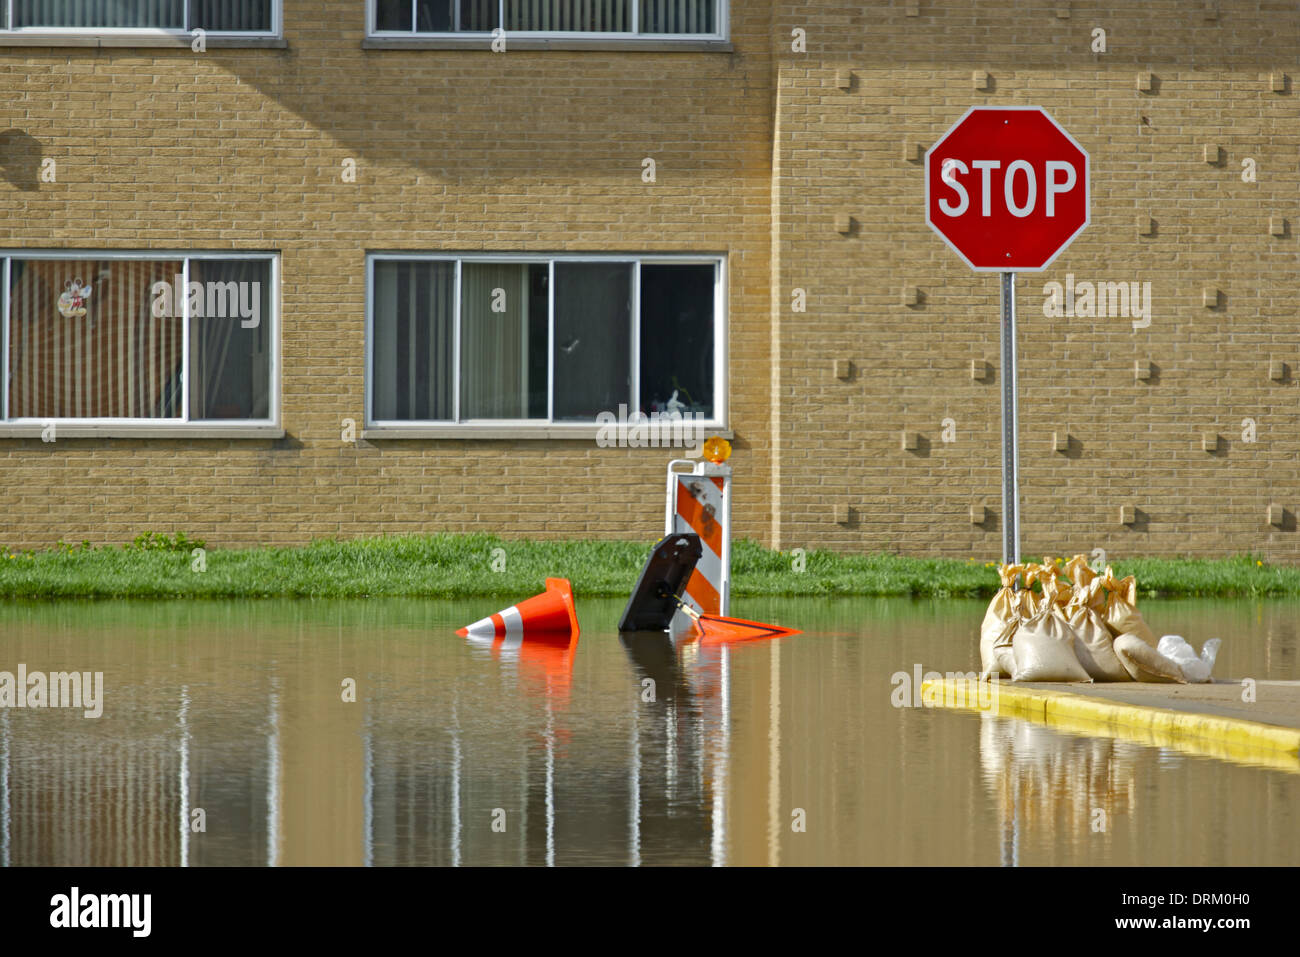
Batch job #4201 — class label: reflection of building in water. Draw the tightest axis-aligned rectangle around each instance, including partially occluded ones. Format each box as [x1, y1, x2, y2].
[365, 629, 645, 866]
[1, 680, 279, 866]
[363, 627, 760, 866]
[3, 710, 185, 866]
[359, 630, 738, 866]
[0, 618, 774, 867]
[1, 713, 7, 866]
[978, 713, 1139, 865]
[1264, 612, 1297, 679]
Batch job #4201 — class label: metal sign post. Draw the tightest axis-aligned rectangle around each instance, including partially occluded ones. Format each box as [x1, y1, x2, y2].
[999, 272, 1020, 566]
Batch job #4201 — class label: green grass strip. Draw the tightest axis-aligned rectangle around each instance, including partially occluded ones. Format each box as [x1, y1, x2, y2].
[1, 535, 1296, 600]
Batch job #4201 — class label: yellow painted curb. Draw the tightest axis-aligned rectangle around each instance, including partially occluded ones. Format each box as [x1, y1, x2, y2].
[921, 678, 1300, 766]
[1038, 702, 1300, 773]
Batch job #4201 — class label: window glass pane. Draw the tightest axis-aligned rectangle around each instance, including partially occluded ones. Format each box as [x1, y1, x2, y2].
[415, 0, 453, 31]
[640, 0, 714, 34]
[190, 0, 273, 32]
[375, 0, 411, 31]
[6, 258, 184, 419]
[639, 263, 714, 419]
[1, 268, 6, 415]
[456, 0, 498, 31]
[459, 262, 547, 420]
[505, 0, 629, 32]
[15, 0, 185, 29]
[553, 262, 631, 421]
[188, 259, 271, 421]
[372, 260, 454, 421]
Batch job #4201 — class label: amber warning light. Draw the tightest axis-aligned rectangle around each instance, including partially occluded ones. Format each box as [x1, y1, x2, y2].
[703, 436, 731, 464]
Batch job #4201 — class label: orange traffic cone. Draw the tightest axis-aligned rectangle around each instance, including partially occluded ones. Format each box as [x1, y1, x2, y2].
[457, 578, 580, 640]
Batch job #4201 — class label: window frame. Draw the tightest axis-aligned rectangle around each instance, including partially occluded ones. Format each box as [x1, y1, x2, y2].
[0, 249, 281, 436]
[0, 0, 282, 40]
[364, 250, 728, 437]
[364, 0, 729, 44]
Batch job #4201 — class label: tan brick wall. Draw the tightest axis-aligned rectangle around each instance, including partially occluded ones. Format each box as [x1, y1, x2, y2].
[4, 0, 1300, 561]
[772, 0, 1300, 559]
[0, 0, 775, 550]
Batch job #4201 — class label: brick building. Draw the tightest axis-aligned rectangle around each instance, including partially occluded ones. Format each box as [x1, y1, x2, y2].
[1, 1, 1298, 559]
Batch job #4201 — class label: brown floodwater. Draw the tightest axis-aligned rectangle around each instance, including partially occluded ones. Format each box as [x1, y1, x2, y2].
[0, 596, 1296, 866]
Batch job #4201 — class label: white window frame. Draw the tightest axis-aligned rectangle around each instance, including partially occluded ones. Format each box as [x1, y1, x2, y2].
[0, 249, 281, 436]
[365, 0, 728, 41]
[364, 251, 727, 437]
[0, 0, 282, 38]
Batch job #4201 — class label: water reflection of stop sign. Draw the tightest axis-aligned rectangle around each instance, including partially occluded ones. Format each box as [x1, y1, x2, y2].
[925, 106, 1089, 272]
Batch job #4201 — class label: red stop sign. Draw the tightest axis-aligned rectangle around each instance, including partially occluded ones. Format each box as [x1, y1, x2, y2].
[925, 106, 1089, 271]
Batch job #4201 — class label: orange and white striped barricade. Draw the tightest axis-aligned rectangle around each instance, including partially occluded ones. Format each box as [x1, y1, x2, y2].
[665, 459, 731, 626]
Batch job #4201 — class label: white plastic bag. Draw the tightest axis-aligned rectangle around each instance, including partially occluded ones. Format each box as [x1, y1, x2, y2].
[1156, 635, 1222, 684]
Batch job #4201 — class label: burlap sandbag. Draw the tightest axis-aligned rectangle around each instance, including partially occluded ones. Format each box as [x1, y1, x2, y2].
[1027, 557, 1068, 610]
[1011, 575, 1092, 682]
[980, 563, 1025, 680]
[1064, 577, 1131, 682]
[1019, 562, 1049, 618]
[1064, 553, 1100, 593]
[1113, 632, 1187, 683]
[1100, 566, 1158, 647]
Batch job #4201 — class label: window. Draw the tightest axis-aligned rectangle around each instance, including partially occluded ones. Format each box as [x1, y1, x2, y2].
[0, 1, 277, 34]
[371, 0, 724, 37]
[1, 253, 276, 425]
[367, 254, 723, 429]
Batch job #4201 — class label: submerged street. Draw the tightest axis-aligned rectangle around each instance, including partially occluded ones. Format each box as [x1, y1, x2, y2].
[2, 596, 1295, 867]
